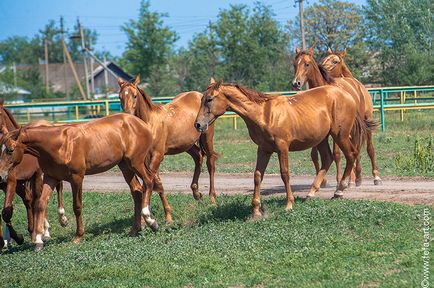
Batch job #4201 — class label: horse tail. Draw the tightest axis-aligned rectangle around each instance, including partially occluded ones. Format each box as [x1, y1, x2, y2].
[364, 118, 379, 132]
[350, 112, 367, 155]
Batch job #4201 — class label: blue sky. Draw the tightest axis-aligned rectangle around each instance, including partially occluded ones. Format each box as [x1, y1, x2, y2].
[0, 0, 366, 58]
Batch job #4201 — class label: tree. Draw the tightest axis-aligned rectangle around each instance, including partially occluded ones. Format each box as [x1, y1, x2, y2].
[185, 2, 292, 92]
[364, 0, 433, 85]
[121, 0, 178, 85]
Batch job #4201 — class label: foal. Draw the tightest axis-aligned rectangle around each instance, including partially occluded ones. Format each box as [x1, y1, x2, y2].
[0, 108, 67, 248]
[195, 79, 365, 217]
[321, 48, 382, 185]
[0, 114, 155, 251]
[118, 76, 218, 223]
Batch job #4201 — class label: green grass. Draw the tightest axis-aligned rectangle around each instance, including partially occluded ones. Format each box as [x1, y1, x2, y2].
[1, 192, 432, 287]
[159, 110, 434, 177]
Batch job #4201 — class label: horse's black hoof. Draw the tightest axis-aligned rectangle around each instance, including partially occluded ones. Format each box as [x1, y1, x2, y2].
[149, 221, 159, 232]
[331, 194, 344, 200]
[14, 234, 24, 245]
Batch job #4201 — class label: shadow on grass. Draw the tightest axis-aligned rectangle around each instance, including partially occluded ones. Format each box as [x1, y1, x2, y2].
[85, 217, 132, 238]
[247, 183, 312, 196]
[198, 198, 252, 224]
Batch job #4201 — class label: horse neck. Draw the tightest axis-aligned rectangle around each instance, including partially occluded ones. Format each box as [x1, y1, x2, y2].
[340, 61, 354, 78]
[135, 91, 159, 124]
[1, 108, 20, 131]
[222, 86, 263, 124]
[21, 127, 58, 152]
[307, 63, 328, 88]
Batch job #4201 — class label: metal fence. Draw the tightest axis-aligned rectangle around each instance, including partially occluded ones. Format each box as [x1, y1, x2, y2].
[5, 85, 434, 131]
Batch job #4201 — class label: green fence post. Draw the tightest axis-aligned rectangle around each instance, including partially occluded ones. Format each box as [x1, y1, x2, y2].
[380, 89, 385, 132]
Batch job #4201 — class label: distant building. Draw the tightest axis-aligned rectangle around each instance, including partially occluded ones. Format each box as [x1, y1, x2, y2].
[0, 81, 31, 103]
[89, 61, 133, 95]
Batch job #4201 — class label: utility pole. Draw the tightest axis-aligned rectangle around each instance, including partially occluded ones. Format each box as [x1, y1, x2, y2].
[88, 38, 95, 94]
[44, 37, 49, 94]
[78, 18, 90, 100]
[103, 55, 109, 96]
[60, 17, 69, 100]
[62, 40, 86, 100]
[12, 62, 17, 88]
[295, 0, 306, 50]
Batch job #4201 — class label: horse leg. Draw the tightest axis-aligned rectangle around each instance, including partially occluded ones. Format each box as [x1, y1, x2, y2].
[201, 124, 218, 203]
[56, 181, 68, 227]
[355, 154, 362, 187]
[186, 145, 203, 201]
[118, 161, 143, 236]
[333, 141, 342, 185]
[133, 160, 159, 231]
[2, 174, 24, 245]
[33, 176, 57, 252]
[367, 130, 382, 185]
[149, 154, 172, 224]
[311, 147, 327, 188]
[307, 138, 334, 198]
[277, 145, 295, 211]
[252, 148, 272, 218]
[69, 174, 85, 244]
[332, 136, 358, 199]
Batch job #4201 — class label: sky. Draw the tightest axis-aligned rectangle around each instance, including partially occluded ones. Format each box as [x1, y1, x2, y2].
[0, 0, 366, 58]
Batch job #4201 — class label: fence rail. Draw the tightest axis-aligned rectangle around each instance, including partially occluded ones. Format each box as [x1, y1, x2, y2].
[4, 85, 434, 131]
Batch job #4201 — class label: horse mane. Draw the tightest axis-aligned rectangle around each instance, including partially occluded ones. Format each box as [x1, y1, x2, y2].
[136, 86, 162, 111]
[221, 83, 277, 103]
[1, 107, 20, 129]
[318, 64, 336, 85]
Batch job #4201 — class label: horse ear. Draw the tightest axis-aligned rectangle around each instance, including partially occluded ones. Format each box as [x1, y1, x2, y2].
[215, 79, 223, 90]
[326, 47, 333, 55]
[210, 77, 216, 85]
[117, 77, 126, 87]
[308, 46, 315, 55]
[133, 75, 140, 86]
[295, 47, 301, 55]
[339, 48, 347, 58]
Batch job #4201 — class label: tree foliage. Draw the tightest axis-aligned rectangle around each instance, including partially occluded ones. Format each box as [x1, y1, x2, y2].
[364, 0, 433, 85]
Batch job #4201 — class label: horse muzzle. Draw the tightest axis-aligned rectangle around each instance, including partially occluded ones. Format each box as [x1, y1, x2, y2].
[194, 121, 209, 133]
[292, 80, 302, 91]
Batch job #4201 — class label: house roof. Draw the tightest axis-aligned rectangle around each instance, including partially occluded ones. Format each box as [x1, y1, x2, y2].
[0, 82, 31, 95]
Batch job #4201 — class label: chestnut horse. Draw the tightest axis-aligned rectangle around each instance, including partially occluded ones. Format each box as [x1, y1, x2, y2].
[0, 113, 156, 251]
[321, 48, 382, 185]
[195, 79, 366, 217]
[0, 107, 67, 249]
[117, 76, 218, 223]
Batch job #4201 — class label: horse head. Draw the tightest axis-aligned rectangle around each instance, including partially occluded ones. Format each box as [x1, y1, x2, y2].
[194, 78, 226, 133]
[292, 46, 317, 90]
[320, 48, 349, 77]
[0, 127, 25, 182]
[117, 75, 141, 115]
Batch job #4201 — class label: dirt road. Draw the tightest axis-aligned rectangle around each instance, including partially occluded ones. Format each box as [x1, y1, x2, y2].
[64, 172, 433, 205]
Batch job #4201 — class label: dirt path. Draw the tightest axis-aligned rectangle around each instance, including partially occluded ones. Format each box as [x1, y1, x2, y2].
[64, 172, 434, 205]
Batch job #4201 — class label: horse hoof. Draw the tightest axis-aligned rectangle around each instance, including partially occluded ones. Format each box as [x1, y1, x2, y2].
[305, 195, 314, 201]
[374, 178, 382, 185]
[0, 239, 4, 250]
[14, 234, 24, 245]
[128, 228, 140, 237]
[34, 243, 44, 252]
[193, 192, 203, 201]
[43, 235, 51, 241]
[250, 212, 262, 220]
[210, 196, 217, 205]
[355, 180, 362, 187]
[331, 194, 344, 200]
[59, 216, 68, 227]
[72, 237, 81, 244]
[165, 219, 173, 225]
[149, 221, 159, 232]
[348, 182, 355, 188]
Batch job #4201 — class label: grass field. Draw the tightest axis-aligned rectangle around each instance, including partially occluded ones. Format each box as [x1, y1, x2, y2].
[159, 110, 434, 177]
[1, 193, 432, 287]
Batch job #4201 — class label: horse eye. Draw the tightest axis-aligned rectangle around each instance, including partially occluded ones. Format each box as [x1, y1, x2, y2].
[332, 60, 338, 64]
[305, 63, 310, 67]
[206, 98, 213, 103]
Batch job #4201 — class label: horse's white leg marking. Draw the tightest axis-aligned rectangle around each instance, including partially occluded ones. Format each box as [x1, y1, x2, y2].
[35, 234, 43, 244]
[43, 218, 51, 238]
[141, 206, 156, 226]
